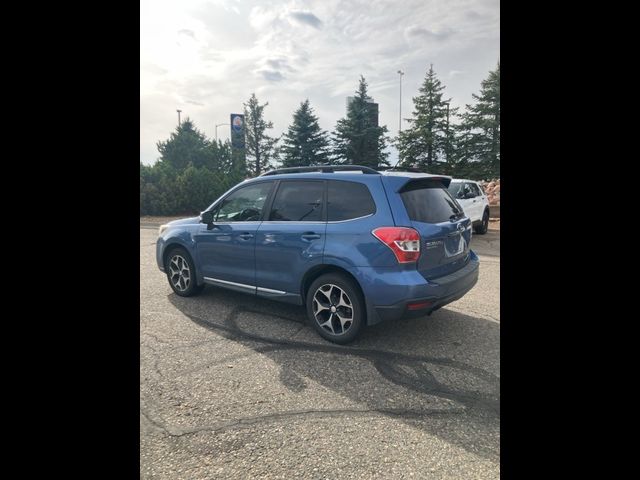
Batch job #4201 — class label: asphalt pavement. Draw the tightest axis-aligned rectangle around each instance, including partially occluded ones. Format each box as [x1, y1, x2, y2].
[140, 225, 500, 479]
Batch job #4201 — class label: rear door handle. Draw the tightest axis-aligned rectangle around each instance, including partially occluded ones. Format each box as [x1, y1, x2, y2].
[239, 232, 254, 240]
[301, 232, 321, 241]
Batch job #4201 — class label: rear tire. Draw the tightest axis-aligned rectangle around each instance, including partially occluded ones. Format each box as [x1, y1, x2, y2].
[306, 273, 365, 344]
[474, 209, 489, 234]
[164, 247, 204, 297]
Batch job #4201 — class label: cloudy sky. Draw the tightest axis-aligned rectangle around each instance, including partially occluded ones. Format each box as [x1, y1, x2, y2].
[140, 0, 499, 165]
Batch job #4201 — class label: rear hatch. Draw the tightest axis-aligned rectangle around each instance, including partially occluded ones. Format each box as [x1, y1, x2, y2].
[391, 177, 472, 280]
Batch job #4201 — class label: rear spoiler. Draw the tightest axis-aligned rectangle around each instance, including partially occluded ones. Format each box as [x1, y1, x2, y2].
[381, 174, 452, 192]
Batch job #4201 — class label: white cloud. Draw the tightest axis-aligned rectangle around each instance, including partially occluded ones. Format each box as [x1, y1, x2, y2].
[140, 0, 500, 165]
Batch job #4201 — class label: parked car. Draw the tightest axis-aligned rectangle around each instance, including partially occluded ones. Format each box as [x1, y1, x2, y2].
[156, 165, 479, 344]
[447, 179, 490, 234]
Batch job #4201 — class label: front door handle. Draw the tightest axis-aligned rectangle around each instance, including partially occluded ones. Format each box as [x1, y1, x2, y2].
[301, 232, 321, 241]
[239, 233, 254, 240]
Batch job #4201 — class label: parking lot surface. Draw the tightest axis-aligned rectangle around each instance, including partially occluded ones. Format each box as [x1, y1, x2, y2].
[140, 226, 500, 479]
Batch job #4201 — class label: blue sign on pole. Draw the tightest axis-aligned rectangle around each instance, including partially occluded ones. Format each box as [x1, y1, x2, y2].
[230, 113, 245, 149]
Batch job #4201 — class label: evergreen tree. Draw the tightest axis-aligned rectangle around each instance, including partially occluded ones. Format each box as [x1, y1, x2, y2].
[156, 119, 215, 172]
[398, 64, 455, 172]
[458, 62, 500, 178]
[177, 165, 224, 213]
[281, 99, 330, 167]
[141, 119, 244, 215]
[244, 93, 279, 176]
[332, 76, 389, 167]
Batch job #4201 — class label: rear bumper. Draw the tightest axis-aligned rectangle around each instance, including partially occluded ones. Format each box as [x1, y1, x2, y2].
[360, 251, 480, 325]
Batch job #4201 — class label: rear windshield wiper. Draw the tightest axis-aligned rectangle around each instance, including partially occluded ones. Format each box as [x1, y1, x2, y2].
[449, 211, 464, 221]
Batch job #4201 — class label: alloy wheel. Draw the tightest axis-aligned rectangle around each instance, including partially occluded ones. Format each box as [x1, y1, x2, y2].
[312, 284, 354, 335]
[169, 254, 191, 292]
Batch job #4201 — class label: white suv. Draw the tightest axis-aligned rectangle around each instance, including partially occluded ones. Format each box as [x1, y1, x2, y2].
[447, 179, 490, 234]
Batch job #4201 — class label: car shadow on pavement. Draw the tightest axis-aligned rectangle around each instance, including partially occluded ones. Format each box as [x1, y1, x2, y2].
[166, 286, 500, 462]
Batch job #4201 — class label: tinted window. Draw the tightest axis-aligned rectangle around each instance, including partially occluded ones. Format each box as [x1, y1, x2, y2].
[328, 181, 376, 221]
[269, 181, 324, 221]
[400, 180, 463, 223]
[215, 182, 273, 222]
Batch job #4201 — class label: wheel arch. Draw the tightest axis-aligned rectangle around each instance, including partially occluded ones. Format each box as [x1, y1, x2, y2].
[162, 240, 202, 285]
[300, 264, 367, 321]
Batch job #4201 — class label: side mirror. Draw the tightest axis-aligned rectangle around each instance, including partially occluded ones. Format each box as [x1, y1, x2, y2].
[465, 192, 475, 199]
[200, 210, 214, 226]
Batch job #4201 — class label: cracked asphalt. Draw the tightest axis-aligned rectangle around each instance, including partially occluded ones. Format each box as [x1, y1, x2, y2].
[140, 226, 500, 479]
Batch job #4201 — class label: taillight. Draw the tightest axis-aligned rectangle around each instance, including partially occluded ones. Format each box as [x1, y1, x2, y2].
[372, 227, 421, 263]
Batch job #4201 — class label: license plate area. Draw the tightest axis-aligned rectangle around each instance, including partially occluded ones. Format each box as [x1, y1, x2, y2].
[444, 233, 465, 257]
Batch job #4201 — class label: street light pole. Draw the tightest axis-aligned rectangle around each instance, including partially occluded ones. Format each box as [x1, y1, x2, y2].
[397, 70, 404, 135]
[444, 99, 451, 165]
[215, 123, 230, 142]
[395, 70, 405, 168]
[176, 109, 182, 126]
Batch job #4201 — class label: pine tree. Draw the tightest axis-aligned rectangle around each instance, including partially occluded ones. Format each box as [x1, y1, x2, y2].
[156, 119, 214, 172]
[398, 64, 455, 173]
[281, 99, 330, 167]
[143, 119, 244, 215]
[244, 93, 279, 176]
[332, 76, 389, 168]
[458, 62, 500, 179]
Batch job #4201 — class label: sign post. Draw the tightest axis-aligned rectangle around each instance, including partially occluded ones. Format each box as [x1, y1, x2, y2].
[230, 113, 246, 174]
[230, 113, 245, 149]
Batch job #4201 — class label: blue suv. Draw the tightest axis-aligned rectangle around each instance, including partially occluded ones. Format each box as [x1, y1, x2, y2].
[156, 165, 479, 344]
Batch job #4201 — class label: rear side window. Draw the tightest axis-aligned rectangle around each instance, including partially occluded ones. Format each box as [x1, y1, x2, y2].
[400, 179, 463, 223]
[328, 181, 376, 221]
[269, 181, 324, 221]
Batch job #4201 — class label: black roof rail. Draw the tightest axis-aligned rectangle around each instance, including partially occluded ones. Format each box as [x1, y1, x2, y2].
[260, 165, 381, 176]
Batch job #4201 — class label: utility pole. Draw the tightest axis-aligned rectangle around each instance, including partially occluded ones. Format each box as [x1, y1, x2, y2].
[176, 109, 182, 126]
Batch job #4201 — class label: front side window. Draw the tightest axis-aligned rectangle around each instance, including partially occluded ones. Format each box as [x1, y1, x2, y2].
[464, 183, 480, 198]
[468, 183, 481, 197]
[269, 181, 324, 221]
[215, 182, 273, 222]
[327, 180, 376, 221]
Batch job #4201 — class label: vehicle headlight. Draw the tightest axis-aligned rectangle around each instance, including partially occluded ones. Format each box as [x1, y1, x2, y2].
[159, 224, 169, 236]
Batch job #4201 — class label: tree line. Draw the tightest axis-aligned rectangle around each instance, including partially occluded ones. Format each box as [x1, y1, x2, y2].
[141, 63, 500, 216]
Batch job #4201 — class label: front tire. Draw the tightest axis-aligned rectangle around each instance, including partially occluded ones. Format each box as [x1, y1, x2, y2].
[474, 209, 490, 234]
[306, 273, 365, 344]
[164, 247, 204, 297]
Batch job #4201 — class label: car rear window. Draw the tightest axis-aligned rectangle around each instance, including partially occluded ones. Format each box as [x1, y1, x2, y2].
[400, 179, 463, 223]
[328, 180, 376, 221]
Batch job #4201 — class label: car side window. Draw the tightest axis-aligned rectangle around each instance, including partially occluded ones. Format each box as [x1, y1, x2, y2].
[462, 183, 473, 198]
[215, 182, 273, 222]
[470, 183, 481, 197]
[269, 181, 324, 221]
